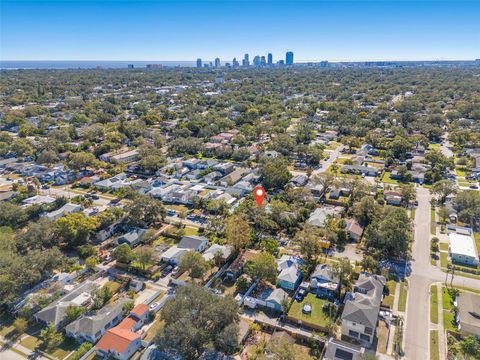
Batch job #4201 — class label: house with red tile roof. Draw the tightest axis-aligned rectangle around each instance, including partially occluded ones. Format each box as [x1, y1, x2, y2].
[96, 304, 151, 360]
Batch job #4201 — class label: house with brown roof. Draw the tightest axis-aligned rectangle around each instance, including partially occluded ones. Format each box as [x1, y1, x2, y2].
[224, 249, 259, 280]
[346, 219, 364, 242]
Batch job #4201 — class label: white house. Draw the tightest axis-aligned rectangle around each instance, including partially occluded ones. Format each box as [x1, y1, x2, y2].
[449, 231, 479, 266]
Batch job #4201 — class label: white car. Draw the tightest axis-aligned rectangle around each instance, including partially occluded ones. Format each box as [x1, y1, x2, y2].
[149, 302, 159, 310]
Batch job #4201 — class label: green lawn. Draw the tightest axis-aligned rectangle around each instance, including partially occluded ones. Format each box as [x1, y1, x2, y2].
[439, 243, 449, 251]
[455, 168, 467, 177]
[382, 280, 396, 308]
[103, 281, 122, 294]
[443, 310, 456, 332]
[288, 294, 332, 328]
[184, 226, 199, 236]
[430, 209, 437, 235]
[429, 143, 441, 151]
[398, 281, 407, 312]
[430, 285, 438, 324]
[381, 171, 400, 184]
[20, 335, 79, 359]
[430, 330, 439, 360]
[475, 233, 480, 254]
[440, 252, 448, 268]
[442, 287, 453, 310]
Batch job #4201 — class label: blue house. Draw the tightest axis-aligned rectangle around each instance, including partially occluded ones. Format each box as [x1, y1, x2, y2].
[276, 255, 303, 291]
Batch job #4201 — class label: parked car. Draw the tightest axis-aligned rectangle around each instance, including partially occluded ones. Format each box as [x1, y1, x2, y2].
[162, 265, 173, 277]
[149, 302, 159, 310]
[296, 288, 307, 302]
[41, 184, 50, 189]
[91, 194, 100, 200]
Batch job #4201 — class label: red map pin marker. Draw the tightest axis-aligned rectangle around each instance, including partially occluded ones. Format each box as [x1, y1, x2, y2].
[253, 186, 266, 207]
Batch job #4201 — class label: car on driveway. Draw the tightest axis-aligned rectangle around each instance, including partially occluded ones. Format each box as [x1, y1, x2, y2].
[162, 265, 173, 277]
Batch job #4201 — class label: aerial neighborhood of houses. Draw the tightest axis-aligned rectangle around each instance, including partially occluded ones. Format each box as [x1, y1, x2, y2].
[0, 67, 480, 360]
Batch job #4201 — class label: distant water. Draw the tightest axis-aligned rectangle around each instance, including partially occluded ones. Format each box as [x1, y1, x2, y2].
[0, 60, 196, 70]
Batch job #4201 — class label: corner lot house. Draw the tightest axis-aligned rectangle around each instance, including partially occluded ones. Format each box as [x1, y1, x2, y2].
[96, 304, 149, 360]
[456, 292, 480, 337]
[341, 274, 385, 345]
[449, 231, 479, 266]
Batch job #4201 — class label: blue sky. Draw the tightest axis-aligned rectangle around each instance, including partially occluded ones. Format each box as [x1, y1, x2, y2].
[1, 1, 479, 61]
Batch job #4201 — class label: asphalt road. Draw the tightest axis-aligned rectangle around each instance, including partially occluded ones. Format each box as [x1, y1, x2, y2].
[313, 144, 344, 175]
[404, 187, 432, 359]
[404, 187, 480, 359]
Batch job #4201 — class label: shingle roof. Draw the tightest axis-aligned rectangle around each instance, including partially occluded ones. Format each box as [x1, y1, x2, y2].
[457, 292, 480, 336]
[178, 235, 208, 250]
[341, 274, 385, 328]
[65, 299, 126, 338]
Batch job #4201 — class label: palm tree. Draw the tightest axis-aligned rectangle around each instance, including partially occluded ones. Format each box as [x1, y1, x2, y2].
[445, 264, 451, 286]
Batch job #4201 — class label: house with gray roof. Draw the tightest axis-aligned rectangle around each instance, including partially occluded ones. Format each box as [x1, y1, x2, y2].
[310, 264, 340, 298]
[178, 235, 209, 252]
[341, 274, 385, 345]
[307, 207, 343, 227]
[35, 280, 95, 330]
[65, 299, 128, 343]
[117, 228, 147, 247]
[266, 288, 289, 312]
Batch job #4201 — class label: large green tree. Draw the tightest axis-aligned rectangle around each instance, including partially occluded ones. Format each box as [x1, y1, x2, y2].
[155, 285, 239, 360]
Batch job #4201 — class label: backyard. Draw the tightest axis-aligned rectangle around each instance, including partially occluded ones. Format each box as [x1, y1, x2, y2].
[288, 294, 333, 330]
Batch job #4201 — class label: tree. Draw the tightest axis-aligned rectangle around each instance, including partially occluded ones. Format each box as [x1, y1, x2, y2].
[259, 156, 292, 191]
[454, 191, 480, 231]
[125, 193, 165, 227]
[294, 225, 326, 262]
[360, 255, 378, 273]
[137, 246, 154, 270]
[85, 256, 98, 271]
[459, 336, 480, 359]
[16, 217, 57, 253]
[310, 172, 336, 198]
[67, 151, 98, 171]
[179, 251, 210, 279]
[267, 334, 313, 360]
[244, 252, 277, 284]
[112, 243, 136, 264]
[78, 244, 97, 259]
[64, 305, 84, 324]
[13, 317, 28, 335]
[40, 324, 63, 351]
[432, 180, 457, 204]
[364, 207, 411, 258]
[55, 212, 98, 248]
[400, 184, 416, 205]
[329, 257, 354, 294]
[225, 214, 252, 252]
[156, 285, 239, 360]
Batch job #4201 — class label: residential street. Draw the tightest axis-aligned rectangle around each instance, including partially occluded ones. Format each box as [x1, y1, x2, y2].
[313, 143, 344, 175]
[404, 187, 480, 359]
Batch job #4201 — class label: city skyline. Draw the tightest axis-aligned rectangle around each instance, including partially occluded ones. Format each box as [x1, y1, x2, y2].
[1, 1, 479, 61]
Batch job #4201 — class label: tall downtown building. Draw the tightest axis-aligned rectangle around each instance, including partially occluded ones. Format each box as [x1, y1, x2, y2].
[196, 58, 202, 68]
[267, 53, 273, 65]
[286, 51, 294, 65]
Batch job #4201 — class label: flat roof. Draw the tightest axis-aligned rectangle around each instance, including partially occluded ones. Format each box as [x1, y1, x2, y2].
[449, 232, 478, 258]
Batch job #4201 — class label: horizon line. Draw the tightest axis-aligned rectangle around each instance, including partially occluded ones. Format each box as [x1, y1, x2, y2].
[1, 58, 479, 63]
